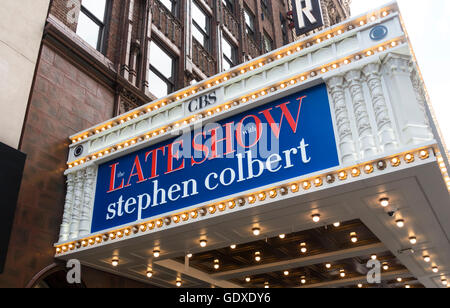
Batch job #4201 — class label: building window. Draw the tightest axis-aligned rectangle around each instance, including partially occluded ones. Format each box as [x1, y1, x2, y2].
[159, 0, 177, 15]
[222, 0, 234, 12]
[244, 7, 255, 38]
[263, 31, 273, 53]
[222, 36, 237, 71]
[76, 0, 109, 52]
[191, 1, 210, 50]
[261, 0, 271, 20]
[148, 41, 175, 98]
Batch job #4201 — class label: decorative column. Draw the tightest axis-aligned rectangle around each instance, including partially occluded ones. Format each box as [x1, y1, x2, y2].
[78, 167, 97, 237]
[326, 76, 357, 164]
[363, 63, 399, 152]
[69, 171, 84, 239]
[382, 54, 433, 145]
[59, 173, 75, 242]
[345, 70, 377, 158]
[410, 67, 432, 129]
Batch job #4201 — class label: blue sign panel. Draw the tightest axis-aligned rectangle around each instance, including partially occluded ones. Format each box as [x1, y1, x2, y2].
[91, 83, 339, 233]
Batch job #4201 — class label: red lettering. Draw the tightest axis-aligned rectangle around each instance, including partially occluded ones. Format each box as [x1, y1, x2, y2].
[145, 146, 166, 179]
[125, 155, 147, 187]
[166, 140, 185, 174]
[208, 122, 236, 159]
[236, 115, 263, 148]
[107, 162, 124, 193]
[259, 95, 306, 139]
[192, 131, 209, 166]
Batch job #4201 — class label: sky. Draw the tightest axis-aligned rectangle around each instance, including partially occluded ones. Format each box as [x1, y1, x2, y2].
[351, 0, 450, 148]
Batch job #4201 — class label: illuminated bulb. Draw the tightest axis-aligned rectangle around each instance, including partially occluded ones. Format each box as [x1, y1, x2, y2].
[284, 271, 289, 276]
[397, 278, 403, 282]
[258, 192, 266, 201]
[380, 198, 389, 207]
[301, 277, 306, 284]
[264, 282, 269, 289]
[358, 284, 363, 288]
[442, 278, 448, 286]
[337, 29, 343, 35]
[245, 277, 251, 282]
[321, 68, 327, 73]
[396, 219, 405, 228]
[405, 284, 410, 289]
[300, 243, 307, 253]
[419, 150, 429, 159]
[209, 206, 216, 214]
[200, 239, 207, 248]
[112, 257, 119, 267]
[360, 20, 365, 26]
[255, 252, 261, 262]
[214, 260, 220, 270]
[326, 263, 331, 269]
[302, 181, 311, 190]
[218, 203, 226, 211]
[432, 266, 439, 273]
[187, 253, 193, 258]
[176, 279, 182, 287]
[371, 15, 376, 22]
[364, 164, 374, 173]
[280, 83, 286, 89]
[350, 232, 358, 243]
[279, 234, 286, 239]
[269, 190, 277, 198]
[351, 168, 361, 177]
[312, 214, 321, 223]
[291, 184, 299, 192]
[391, 41, 397, 47]
[378, 46, 384, 52]
[338, 171, 347, 180]
[317, 38, 321, 43]
[382, 11, 388, 17]
[153, 250, 160, 258]
[344, 59, 350, 65]
[252, 227, 261, 236]
[248, 195, 256, 204]
[423, 255, 431, 263]
[340, 270, 346, 278]
[382, 263, 389, 271]
[146, 270, 153, 278]
[409, 237, 417, 245]
[230, 244, 236, 249]
[371, 255, 377, 260]
[333, 222, 340, 227]
[240, 69, 246, 74]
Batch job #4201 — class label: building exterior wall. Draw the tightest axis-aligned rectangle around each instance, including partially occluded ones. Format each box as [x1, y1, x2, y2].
[0, 0, 50, 149]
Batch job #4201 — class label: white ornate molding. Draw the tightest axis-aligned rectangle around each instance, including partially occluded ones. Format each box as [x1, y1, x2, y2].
[345, 70, 378, 158]
[326, 76, 357, 164]
[382, 54, 434, 145]
[363, 63, 398, 152]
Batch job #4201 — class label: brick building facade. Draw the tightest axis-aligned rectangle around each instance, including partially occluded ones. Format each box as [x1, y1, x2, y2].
[0, 0, 350, 288]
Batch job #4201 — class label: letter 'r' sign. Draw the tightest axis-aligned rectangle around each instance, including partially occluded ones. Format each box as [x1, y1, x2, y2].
[291, 0, 324, 36]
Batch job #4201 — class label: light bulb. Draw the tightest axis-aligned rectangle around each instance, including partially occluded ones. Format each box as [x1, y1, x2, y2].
[423, 255, 431, 263]
[252, 227, 261, 236]
[396, 219, 405, 228]
[312, 214, 321, 223]
[153, 250, 160, 258]
[284, 271, 289, 276]
[245, 277, 251, 282]
[230, 244, 236, 249]
[112, 257, 119, 267]
[333, 222, 341, 227]
[432, 266, 439, 273]
[200, 240, 207, 247]
[409, 237, 417, 245]
[380, 198, 389, 207]
[326, 263, 331, 269]
[279, 234, 286, 239]
[371, 255, 377, 260]
[146, 270, 153, 278]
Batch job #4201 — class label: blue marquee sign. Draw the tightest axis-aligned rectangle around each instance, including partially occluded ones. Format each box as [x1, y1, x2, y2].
[91, 83, 339, 233]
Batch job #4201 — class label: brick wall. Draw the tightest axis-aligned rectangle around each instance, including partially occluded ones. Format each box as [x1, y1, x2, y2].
[0, 44, 124, 287]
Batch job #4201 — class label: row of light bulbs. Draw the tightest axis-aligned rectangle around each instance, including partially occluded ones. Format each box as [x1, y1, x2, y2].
[377, 193, 448, 286]
[57, 148, 433, 257]
[67, 36, 403, 170]
[436, 153, 450, 191]
[70, 9, 393, 145]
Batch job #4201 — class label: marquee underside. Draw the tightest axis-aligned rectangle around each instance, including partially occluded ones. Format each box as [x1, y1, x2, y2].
[57, 155, 450, 288]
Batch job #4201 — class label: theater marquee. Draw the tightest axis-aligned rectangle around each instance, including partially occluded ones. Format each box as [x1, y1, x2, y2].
[53, 3, 450, 288]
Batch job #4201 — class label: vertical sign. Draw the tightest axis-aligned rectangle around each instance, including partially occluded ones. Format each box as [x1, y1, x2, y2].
[291, 0, 324, 36]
